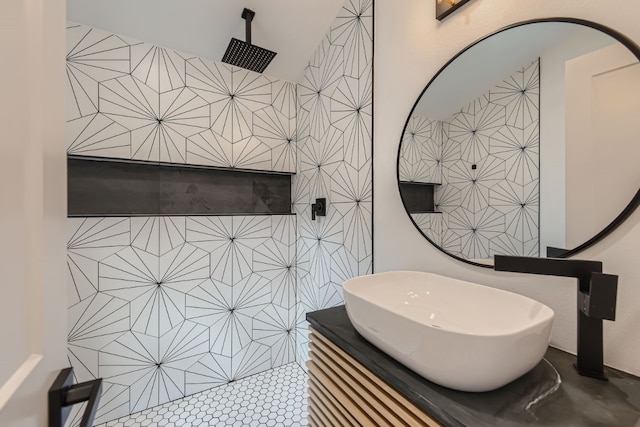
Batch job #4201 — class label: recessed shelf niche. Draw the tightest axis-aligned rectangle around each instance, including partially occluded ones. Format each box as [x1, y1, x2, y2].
[68, 156, 293, 216]
[399, 181, 440, 214]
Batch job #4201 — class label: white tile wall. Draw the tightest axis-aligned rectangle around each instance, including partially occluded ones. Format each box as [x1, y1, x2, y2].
[67, 216, 296, 423]
[294, 0, 374, 366]
[400, 60, 540, 260]
[66, 23, 296, 172]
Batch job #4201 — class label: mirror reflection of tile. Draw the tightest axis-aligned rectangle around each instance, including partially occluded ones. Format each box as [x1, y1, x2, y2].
[400, 59, 540, 260]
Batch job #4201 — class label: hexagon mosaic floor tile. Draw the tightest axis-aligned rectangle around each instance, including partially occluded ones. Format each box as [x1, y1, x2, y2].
[94, 363, 308, 427]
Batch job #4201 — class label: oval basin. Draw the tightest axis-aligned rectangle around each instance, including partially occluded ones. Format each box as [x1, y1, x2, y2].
[343, 271, 554, 392]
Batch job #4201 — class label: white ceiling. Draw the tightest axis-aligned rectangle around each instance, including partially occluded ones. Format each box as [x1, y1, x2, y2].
[67, 0, 346, 82]
[415, 22, 616, 121]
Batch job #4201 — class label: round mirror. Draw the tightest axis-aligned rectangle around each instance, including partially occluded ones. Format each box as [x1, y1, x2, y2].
[397, 18, 640, 267]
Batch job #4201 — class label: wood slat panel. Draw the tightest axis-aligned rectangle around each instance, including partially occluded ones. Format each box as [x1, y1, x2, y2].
[309, 375, 361, 426]
[307, 361, 378, 427]
[310, 328, 441, 426]
[311, 339, 426, 427]
[310, 344, 411, 427]
[309, 387, 352, 427]
[308, 328, 442, 427]
[311, 355, 396, 426]
[307, 410, 321, 427]
[309, 399, 337, 427]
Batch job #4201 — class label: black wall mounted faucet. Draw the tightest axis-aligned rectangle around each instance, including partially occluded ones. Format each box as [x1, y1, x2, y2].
[311, 198, 326, 221]
[494, 255, 618, 380]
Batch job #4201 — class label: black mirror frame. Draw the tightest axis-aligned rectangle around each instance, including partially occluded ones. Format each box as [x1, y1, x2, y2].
[397, 17, 640, 268]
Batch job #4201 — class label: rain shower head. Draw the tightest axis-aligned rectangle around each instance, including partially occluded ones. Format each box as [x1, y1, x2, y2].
[222, 8, 277, 73]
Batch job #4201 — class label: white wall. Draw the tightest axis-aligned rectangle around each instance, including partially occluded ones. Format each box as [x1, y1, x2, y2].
[538, 27, 614, 255]
[375, 0, 640, 376]
[0, 0, 67, 425]
[565, 44, 640, 248]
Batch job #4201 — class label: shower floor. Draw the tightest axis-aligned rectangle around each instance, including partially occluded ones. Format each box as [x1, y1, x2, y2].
[95, 363, 308, 427]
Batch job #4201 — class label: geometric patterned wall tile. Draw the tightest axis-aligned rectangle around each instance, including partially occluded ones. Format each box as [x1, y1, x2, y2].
[298, 129, 344, 199]
[225, 273, 271, 356]
[130, 216, 186, 257]
[253, 303, 296, 367]
[331, 70, 373, 170]
[253, 239, 297, 309]
[98, 322, 209, 413]
[299, 209, 346, 289]
[253, 105, 297, 172]
[440, 227, 463, 258]
[294, 0, 373, 366]
[491, 60, 540, 129]
[67, 217, 131, 262]
[67, 215, 296, 424]
[232, 136, 272, 170]
[329, 246, 359, 291]
[186, 59, 271, 143]
[446, 206, 505, 260]
[91, 383, 130, 425]
[398, 112, 444, 185]
[186, 129, 234, 168]
[298, 42, 344, 141]
[230, 341, 271, 380]
[184, 352, 232, 395]
[99, 76, 210, 163]
[399, 114, 434, 182]
[399, 59, 540, 261]
[68, 292, 129, 354]
[491, 121, 540, 185]
[130, 43, 190, 94]
[67, 113, 131, 158]
[66, 24, 130, 121]
[185, 278, 232, 331]
[331, 0, 374, 78]
[272, 80, 298, 120]
[448, 98, 505, 165]
[186, 216, 272, 284]
[66, 23, 297, 174]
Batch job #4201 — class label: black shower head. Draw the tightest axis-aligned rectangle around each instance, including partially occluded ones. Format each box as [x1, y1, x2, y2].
[222, 8, 277, 74]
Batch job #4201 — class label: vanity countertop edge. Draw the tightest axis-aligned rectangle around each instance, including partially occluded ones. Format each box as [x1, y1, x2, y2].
[306, 305, 640, 427]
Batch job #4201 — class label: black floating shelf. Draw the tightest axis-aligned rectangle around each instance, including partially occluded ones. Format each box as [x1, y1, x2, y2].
[68, 156, 293, 217]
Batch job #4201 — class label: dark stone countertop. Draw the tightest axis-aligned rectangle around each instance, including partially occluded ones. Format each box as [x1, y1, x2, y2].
[307, 306, 640, 427]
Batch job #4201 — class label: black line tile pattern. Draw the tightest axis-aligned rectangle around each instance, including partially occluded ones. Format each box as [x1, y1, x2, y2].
[399, 60, 540, 260]
[66, 215, 297, 424]
[66, 23, 297, 173]
[68, 157, 292, 216]
[294, 0, 374, 367]
[65, 363, 308, 427]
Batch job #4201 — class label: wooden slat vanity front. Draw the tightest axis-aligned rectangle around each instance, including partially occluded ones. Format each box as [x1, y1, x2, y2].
[307, 327, 440, 427]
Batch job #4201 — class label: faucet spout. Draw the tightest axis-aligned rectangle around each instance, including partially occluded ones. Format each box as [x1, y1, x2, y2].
[494, 255, 618, 380]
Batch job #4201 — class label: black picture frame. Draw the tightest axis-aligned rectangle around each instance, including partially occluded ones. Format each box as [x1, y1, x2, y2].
[436, 0, 473, 21]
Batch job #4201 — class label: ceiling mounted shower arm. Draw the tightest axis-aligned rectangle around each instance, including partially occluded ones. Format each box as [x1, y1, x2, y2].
[221, 7, 276, 73]
[241, 8, 255, 45]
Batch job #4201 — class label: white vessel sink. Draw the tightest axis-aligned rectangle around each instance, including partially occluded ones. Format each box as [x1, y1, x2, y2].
[343, 271, 554, 392]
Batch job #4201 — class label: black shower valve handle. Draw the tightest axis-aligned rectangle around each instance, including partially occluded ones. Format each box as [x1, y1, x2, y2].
[312, 198, 327, 221]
